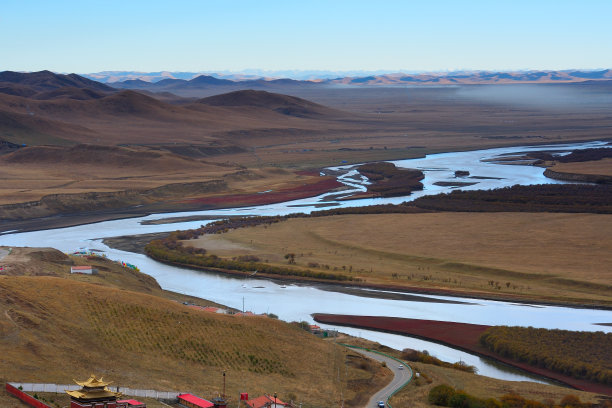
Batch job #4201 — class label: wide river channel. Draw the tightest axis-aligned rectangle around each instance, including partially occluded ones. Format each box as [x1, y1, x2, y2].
[1, 140, 611, 385]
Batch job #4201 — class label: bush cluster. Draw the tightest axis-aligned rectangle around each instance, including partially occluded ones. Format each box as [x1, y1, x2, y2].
[428, 385, 595, 408]
[529, 147, 612, 163]
[357, 162, 424, 197]
[401, 348, 477, 373]
[480, 326, 612, 385]
[145, 233, 355, 282]
[412, 184, 612, 213]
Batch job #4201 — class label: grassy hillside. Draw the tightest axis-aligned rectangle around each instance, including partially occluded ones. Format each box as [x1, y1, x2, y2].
[0, 248, 387, 407]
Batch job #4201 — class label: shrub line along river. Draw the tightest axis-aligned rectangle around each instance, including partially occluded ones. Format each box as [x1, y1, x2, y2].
[1, 140, 611, 384]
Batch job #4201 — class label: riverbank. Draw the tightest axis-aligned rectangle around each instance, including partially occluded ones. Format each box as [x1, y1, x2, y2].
[544, 168, 612, 184]
[131, 245, 612, 311]
[311, 314, 612, 396]
[0, 176, 343, 234]
[108, 228, 609, 310]
[168, 211, 612, 309]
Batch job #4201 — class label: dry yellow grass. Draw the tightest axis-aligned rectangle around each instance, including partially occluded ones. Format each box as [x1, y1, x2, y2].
[550, 158, 612, 177]
[0, 248, 386, 407]
[0, 276, 381, 407]
[187, 212, 612, 305]
[0, 150, 317, 205]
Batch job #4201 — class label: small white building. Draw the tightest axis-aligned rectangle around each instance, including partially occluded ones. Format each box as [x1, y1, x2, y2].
[71, 265, 93, 274]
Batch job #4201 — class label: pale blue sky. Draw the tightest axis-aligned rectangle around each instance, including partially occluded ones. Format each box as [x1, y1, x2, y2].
[2, 0, 611, 74]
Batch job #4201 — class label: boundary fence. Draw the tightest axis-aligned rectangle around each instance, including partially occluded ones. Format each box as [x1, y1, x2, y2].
[6, 383, 52, 408]
[7, 382, 183, 400]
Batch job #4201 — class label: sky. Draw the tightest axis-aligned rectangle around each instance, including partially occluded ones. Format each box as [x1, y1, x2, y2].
[2, 0, 612, 74]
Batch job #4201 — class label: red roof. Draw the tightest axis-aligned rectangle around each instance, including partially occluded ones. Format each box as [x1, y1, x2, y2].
[117, 400, 145, 406]
[178, 393, 214, 408]
[246, 395, 287, 408]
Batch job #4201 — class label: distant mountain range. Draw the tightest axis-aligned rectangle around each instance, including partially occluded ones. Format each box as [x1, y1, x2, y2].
[82, 69, 612, 87]
[0, 70, 349, 147]
[84, 69, 401, 83]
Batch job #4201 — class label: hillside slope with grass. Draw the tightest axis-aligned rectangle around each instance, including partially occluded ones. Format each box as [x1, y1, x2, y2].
[0, 247, 387, 407]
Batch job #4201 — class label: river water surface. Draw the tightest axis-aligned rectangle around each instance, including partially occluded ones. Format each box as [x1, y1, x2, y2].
[2, 140, 611, 384]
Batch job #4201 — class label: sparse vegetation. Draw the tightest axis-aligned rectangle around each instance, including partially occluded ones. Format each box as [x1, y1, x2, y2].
[145, 227, 357, 282]
[356, 162, 424, 197]
[401, 349, 477, 373]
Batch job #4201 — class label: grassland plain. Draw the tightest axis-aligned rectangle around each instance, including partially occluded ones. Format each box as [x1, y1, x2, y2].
[0, 247, 388, 408]
[184, 212, 612, 306]
[548, 158, 612, 177]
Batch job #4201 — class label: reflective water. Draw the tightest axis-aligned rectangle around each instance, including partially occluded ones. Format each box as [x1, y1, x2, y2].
[2, 140, 610, 384]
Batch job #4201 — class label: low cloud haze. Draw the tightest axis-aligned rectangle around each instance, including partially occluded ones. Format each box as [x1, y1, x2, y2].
[455, 84, 612, 110]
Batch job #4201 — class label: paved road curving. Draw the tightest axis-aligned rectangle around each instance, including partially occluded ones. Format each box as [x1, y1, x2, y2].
[349, 348, 412, 408]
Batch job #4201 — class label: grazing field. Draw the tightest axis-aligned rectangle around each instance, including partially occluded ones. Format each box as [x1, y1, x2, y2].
[184, 212, 612, 305]
[0, 145, 333, 205]
[0, 247, 387, 407]
[550, 158, 612, 177]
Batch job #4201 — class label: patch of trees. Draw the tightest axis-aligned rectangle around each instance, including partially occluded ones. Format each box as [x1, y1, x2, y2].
[401, 348, 476, 373]
[145, 232, 355, 282]
[529, 147, 612, 163]
[411, 184, 612, 213]
[428, 385, 596, 408]
[479, 326, 612, 385]
[310, 204, 428, 216]
[170, 206, 428, 239]
[357, 162, 424, 197]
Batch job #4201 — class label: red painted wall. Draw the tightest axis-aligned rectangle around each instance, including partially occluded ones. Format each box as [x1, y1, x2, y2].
[5, 383, 52, 408]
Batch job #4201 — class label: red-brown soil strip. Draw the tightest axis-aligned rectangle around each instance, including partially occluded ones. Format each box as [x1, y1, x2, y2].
[178, 178, 343, 207]
[0, 177, 343, 234]
[312, 314, 612, 396]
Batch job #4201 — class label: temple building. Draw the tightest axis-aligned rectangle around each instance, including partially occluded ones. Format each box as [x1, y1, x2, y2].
[66, 374, 121, 408]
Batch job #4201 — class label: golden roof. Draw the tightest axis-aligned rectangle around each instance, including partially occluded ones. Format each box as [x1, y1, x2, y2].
[66, 374, 120, 401]
[74, 374, 113, 388]
[66, 388, 119, 400]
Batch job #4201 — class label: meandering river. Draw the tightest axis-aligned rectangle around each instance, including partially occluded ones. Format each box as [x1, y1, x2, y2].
[1, 140, 610, 384]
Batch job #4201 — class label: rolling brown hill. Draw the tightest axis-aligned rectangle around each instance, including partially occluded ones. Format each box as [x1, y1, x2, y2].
[0, 85, 354, 147]
[0, 70, 115, 93]
[33, 86, 107, 100]
[1, 144, 204, 169]
[195, 89, 339, 117]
